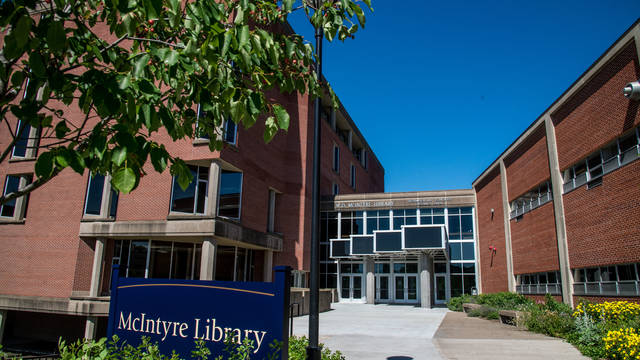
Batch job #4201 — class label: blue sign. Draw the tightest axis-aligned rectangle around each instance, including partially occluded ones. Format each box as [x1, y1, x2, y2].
[107, 265, 291, 359]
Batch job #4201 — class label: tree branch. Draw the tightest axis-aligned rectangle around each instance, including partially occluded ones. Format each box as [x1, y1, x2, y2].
[125, 36, 186, 49]
[0, 169, 60, 206]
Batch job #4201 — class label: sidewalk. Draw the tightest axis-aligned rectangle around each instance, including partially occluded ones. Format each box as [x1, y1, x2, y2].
[433, 311, 588, 359]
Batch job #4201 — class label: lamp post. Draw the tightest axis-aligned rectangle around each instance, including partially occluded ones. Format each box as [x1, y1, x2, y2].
[307, 0, 323, 359]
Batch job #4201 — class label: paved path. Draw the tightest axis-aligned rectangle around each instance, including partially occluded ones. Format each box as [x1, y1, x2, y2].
[292, 303, 447, 360]
[292, 303, 589, 360]
[433, 312, 588, 360]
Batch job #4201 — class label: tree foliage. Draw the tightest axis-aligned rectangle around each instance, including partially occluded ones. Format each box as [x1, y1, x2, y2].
[0, 0, 372, 203]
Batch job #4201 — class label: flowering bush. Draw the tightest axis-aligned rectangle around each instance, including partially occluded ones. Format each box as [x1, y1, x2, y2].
[603, 327, 640, 360]
[573, 301, 640, 325]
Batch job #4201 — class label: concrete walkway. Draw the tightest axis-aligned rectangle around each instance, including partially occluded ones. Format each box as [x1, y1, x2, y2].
[433, 312, 588, 360]
[292, 303, 588, 360]
[292, 303, 447, 360]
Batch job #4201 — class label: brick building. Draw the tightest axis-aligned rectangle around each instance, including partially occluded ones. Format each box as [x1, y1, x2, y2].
[473, 19, 640, 306]
[0, 45, 384, 353]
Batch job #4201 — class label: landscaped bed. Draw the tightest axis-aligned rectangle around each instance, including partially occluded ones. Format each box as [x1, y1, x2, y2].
[447, 292, 640, 360]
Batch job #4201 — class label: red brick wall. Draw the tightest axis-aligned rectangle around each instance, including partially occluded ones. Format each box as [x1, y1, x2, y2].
[504, 124, 550, 201]
[574, 295, 640, 305]
[564, 160, 640, 269]
[510, 202, 559, 275]
[72, 238, 95, 292]
[552, 41, 640, 170]
[526, 294, 562, 303]
[475, 168, 509, 293]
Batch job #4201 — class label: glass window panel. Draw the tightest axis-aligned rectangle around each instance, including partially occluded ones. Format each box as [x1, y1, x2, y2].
[462, 242, 475, 260]
[171, 243, 195, 280]
[450, 263, 463, 274]
[433, 208, 445, 215]
[617, 264, 637, 281]
[12, 121, 31, 158]
[433, 216, 445, 224]
[420, 216, 432, 225]
[393, 217, 404, 230]
[85, 174, 105, 216]
[449, 243, 462, 261]
[196, 180, 207, 214]
[574, 269, 585, 283]
[340, 263, 351, 274]
[214, 246, 236, 281]
[600, 266, 616, 282]
[149, 241, 172, 278]
[538, 273, 547, 284]
[448, 215, 461, 240]
[352, 263, 363, 274]
[341, 218, 352, 237]
[341, 276, 350, 298]
[367, 218, 377, 234]
[619, 133, 638, 153]
[128, 241, 149, 278]
[547, 272, 557, 284]
[419, 208, 432, 216]
[451, 275, 463, 298]
[405, 209, 416, 216]
[328, 218, 338, 238]
[393, 263, 406, 273]
[461, 215, 474, 239]
[353, 218, 364, 235]
[463, 275, 476, 295]
[406, 216, 417, 226]
[434, 263, 446, 273]
[395, 276, 405, 300]
[460, 207, 473, 214]
[379, 217, 389, 231]
[375, 263, 390, 273]
[224, 119, 237, 144]
[1, 175, 21, 217]
[602, 143, 618, 162]
[327, 262, 337, 274]
[171, 167, 197, 213]
[218, 170, 242, 218]
[448, 207, 460, 215]
[352, 276, 362, 298]
[462, 263, 475, 274]
[406, 263, 418, 274]
[235, 248, 247, 281]
[109, 190, 119, 218]
[586, 268, 600, 282]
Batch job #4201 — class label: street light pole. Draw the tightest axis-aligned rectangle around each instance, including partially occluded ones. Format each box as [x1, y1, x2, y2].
[307, 0, 323, 359]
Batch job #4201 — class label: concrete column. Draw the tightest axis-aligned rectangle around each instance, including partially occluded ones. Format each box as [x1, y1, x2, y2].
[89, 238, 106, 297]
[263, 250, 273, 282]
[200, 237, 217, 280]
[544, 116, 574, 307]
[14, 176, 29, 220]
[419, 253, 433, 308]
[207, 161, 222, 217]
[499, 160, 516, 292]
[99, 174, 113, 218]
[0, 310, 6, 345]
[84, 316, 97, 340]
[365, 257, 375, 304]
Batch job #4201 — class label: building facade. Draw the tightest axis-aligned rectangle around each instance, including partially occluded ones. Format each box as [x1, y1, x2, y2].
[322, 190, 478, 307]
[473, 19, 640, 306]
[0, 57, 384, 353]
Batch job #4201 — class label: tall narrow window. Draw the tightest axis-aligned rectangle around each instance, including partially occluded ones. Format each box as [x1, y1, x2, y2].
[224, 119, 237, 145]
[332, 183, 339, 196]
[84, 174, 119, 218]
[1, 174, 32, 220]
[218, 170, 242, 218]
[350, 164, 356, 189]
[333, 145, 340, 173]
[170, 166, 208, 215]
[267, 189, 279, 232]
[12, 120, 32, 158]
[196, 104, 237, 145]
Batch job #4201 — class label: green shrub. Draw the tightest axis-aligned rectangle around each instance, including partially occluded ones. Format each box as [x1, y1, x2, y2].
[288, 336, 344, 360]
[467, 306, 499, 320]
[475, 292, 532, 310]
[524, 304, 576, 338]
[446, 294, 475, 311]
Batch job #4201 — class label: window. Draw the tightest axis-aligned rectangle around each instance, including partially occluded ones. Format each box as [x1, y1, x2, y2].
[84, 174, 118, 218]
[114, 240, 201, 280]
[392, 209, 417, 230]
[267, 189, 279, 232]
[419, 208, 445, 225]
[340, 211, 363, 237]
[573, 263, 640, 296]
[366, 210, 390, 234]
[333, 145, 340, 173]
[12, 120, 39, 159]
[509, 181, 552, 219]
[218, 170, 242, 218]
[350, 164, 356, 189]
[332, 183, 339, 196]
[196, 105, 237, 145]
[516, 271, 561, 295]
[1, 174, 32, 220]
[171, 165, 209, 215]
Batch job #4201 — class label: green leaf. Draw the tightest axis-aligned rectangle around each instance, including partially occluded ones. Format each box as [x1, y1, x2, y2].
[273, 104, 290, 131]
[112, 167, 137, 193]
[35, 152, 54, 178]
[185, 39, 198, 57]
[222, 30, 233, 56]
[133, 54, 150, 78]
[164, 50, 179, 66]
[46, 21, 66, 52]
[14, 15, 32, 48]
[112, 147, 127, 166]
[150, 146, 168, 172]
[283, 0, 293, 12]
[234, 7, 245, 24]
[238, 25, 249, 48]
[263, 116, 277, 143]
[55, 121, 71, 138]
[10, 71, 25, 88]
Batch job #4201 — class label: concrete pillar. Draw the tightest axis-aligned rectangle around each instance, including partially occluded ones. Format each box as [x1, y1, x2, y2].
[499, 160, 516, 292]
[263, 250, 273, 282]
[365, 257, 375, 304]
[0, 310, 6, 345]
[419, 253, 433, 308]
[544, 116, 574, 307]
[89, 238, 106, 297]
[84, 316, 97, 340]
[207, 161, 221, 217]
[200, 237, 217, 280]
[99, 174, 113, 218]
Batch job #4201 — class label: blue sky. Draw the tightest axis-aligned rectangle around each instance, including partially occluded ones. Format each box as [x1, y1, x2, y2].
[288, 1, 640, 192]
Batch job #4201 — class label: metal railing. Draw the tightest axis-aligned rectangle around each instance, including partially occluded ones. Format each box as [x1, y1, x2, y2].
[573, 281, 640, 296]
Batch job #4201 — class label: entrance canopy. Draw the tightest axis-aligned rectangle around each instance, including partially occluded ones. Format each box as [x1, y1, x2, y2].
[330, 225, 449, 261]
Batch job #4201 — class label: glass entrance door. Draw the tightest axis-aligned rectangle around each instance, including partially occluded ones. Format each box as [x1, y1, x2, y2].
[435, 274, 447, 304]
[394, 274, 418, 303]
[375, 275, 390, 302]
[340, 275, 363, 301]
